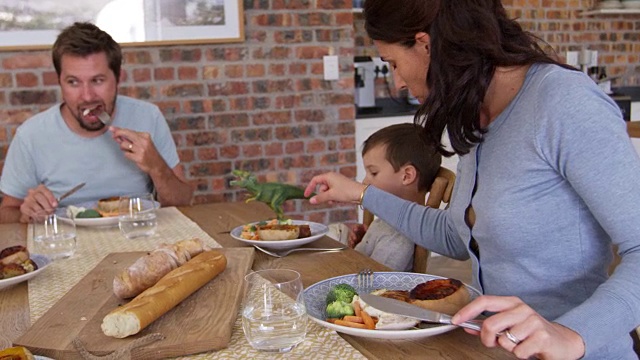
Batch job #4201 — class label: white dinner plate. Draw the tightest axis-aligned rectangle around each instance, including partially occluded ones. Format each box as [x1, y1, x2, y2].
[304, 272, 481, 340]
[230, 220, 329, 250]
[58, 200, 160, 227]
[0, 254, 52, 291]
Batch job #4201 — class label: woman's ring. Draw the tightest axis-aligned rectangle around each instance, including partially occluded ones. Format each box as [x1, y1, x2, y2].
[128, 143, 133, 150]
[504, 329, 521, 345]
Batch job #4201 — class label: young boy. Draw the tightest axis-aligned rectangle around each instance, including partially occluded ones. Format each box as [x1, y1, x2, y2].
[328, 123, 441, 271]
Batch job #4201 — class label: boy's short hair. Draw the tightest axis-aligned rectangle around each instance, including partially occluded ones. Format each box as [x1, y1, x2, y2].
[52, 22, 122, 81]
[362, 123, 442, 192]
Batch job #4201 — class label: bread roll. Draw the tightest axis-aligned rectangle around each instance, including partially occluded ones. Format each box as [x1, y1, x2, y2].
[96, 196, 120, 217]
[408, 278, 471, 316]
[102, 250, 227, 338]
[113, 238, 211, 299]
[0, 245, 29, 265]
[256, 224, 299, 240]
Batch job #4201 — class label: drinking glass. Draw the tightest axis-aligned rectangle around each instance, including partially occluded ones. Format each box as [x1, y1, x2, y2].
[242, 269, 307, 352]
[118, 193, 158, 239]
[32, 211, 77, 260]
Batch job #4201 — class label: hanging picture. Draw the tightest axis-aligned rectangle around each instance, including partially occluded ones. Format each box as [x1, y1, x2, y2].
[0, 0, 244, 50]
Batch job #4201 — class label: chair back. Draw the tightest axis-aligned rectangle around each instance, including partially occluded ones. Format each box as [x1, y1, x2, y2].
[627, 121, 640, 138]
[363, 166, 456, 273]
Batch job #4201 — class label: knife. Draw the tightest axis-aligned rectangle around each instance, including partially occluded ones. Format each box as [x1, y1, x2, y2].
[56, 182, 86, 203]
[359, 293, 483, 332]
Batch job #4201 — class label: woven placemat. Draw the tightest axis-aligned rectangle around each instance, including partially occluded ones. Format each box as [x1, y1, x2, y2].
[27, 207, 365, 359]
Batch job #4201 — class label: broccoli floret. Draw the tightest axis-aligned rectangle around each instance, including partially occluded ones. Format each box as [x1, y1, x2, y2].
[76, 209, 102, 218]
[326, 300, 355, 319]
[325, 283, 358, 305]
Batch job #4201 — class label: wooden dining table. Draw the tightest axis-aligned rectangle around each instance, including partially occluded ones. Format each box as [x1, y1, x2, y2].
[0, 201, 511, 359]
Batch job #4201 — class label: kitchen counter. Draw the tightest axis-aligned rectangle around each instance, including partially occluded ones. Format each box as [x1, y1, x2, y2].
[613, 86, 640, 102]
[358, 87, 640, 120]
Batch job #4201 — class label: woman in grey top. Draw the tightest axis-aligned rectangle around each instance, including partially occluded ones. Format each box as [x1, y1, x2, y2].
[305, 0, 640, 359]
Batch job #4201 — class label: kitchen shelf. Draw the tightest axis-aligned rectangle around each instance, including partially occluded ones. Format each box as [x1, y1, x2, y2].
[580, 8, 640, 16]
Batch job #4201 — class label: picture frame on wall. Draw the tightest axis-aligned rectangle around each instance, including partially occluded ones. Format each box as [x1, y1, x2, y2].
[0, 0, 244, 51]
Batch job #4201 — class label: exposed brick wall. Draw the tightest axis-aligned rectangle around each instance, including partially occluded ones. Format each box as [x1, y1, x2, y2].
[355, 0, 640, 97]
[3, 1, 638, 223]
[0, 0, 358, 223]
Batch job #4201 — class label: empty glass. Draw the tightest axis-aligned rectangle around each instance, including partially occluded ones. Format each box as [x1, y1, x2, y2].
[242, 269, 307, 352]
[118, 193, 158, 239]
[32, 211, 77, 260]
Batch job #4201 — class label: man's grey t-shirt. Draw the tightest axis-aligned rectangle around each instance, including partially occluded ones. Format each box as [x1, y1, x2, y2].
[0, 96, 179, 205]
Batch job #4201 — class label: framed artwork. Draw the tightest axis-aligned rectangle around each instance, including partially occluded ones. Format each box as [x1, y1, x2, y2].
[0, 0, 244, 51]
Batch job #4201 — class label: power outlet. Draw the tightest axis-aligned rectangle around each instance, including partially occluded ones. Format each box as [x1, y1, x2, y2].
[323, 55, 339, 80]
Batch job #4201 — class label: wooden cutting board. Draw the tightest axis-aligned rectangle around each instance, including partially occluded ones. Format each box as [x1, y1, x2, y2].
[14, 248, 254, 359]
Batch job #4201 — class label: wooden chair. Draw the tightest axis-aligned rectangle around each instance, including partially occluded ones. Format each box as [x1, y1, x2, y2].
[627, 121, 640, 138]
[363, 167, 456, 273]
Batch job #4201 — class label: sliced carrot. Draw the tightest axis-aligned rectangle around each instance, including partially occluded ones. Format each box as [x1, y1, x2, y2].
[353, 301, 362, 317]
[335, 319, 368, 329]
[360, 309, 375, 330]
[326, 318, 338, 323]
[343, 316, 364, 323]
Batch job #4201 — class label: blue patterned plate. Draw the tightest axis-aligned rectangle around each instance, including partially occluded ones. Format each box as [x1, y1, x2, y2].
[304, 272, 481, 339]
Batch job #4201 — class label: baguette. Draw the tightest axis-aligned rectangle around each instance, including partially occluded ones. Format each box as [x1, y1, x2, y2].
[102, 250, 227, 338]
[113, 238, 211, 299]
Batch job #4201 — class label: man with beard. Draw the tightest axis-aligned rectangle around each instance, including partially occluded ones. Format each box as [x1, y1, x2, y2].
[0, 22, 193, 223]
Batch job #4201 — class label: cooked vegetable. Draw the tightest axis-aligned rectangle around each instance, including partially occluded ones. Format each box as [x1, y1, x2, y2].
[353, 300, 362, 317]
[360, 309, 376, 330]
[326, 300, 355, 319]
[335, 319, 368, 329]
[76, 209, 102, 218]
[325, 283, 358, 305]
[343, 315, 364, 323]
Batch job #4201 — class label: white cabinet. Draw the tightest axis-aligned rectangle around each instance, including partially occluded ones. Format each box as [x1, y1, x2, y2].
[355, 115, 459, 221]
[631, 101, 640, 121]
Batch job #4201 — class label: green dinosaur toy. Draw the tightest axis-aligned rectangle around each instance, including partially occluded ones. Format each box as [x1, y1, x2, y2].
[229, 170, 312, 219]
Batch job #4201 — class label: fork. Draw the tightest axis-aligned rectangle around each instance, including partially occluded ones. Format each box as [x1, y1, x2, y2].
[97, 111, 113, 126]
[254, 245, 346, 258]
[357, 268, 374, 293]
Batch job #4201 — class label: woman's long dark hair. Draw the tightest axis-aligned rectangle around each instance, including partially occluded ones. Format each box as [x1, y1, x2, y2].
[364, 0, 573, 156]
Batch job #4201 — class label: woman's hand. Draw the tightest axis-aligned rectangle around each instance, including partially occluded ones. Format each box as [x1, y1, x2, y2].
[304, 172, 367, 205]
[451, 295, 585, 360]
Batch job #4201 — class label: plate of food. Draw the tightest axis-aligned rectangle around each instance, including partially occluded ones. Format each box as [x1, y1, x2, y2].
[59, 198, 160, 227]
[304, 272, 481, 340]
[230, 219, 329, 250]
[0, 245, 52, 291]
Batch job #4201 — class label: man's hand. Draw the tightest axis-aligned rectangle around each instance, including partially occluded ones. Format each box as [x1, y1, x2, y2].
[19, 185, 57, 221]
[110, 126, 166, 175]
[109, 126, 193, 207]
